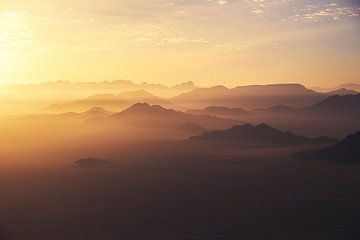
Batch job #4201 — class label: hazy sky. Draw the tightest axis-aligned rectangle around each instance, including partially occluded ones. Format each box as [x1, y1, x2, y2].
[0, 0, 359, 87]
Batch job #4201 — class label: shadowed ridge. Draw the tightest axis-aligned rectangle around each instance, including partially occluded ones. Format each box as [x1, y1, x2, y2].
[307, 94, 360, 110]
[302, 94, 360, 117]
[254, 104, 296, 113]
[171, 81, 198, 90]
[293, 131, 360, 162]
[322, 131, 360, 161]
[85, 107, 112, 115]
[106, 103, 238, 131]
[110, 103, 189, 125]
[191, 123, 336, 145]
[333, 83, 360, 92]
[113, 102, 181, 116]
[325, 88, 358, 96]
[187, 106, 248, 116]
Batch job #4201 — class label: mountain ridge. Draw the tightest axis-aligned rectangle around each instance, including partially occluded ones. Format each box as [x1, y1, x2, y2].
[190, 123, 336, 145]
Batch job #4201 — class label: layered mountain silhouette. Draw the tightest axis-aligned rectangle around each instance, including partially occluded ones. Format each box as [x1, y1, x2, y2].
[187, 106, 248, 118]
[303, 94, 360, 117]
[316, 83, 360, 93]
[22, 107, 113, 124]
[189, 94, 360, 117]
[171, 84, 328, 109]
[190, 123, 336, 145]
[324, 88, 358, 96]
[48, 90, 172, 112]
[293, 131, 360, 163]
[1, 80, 199, 101]
[109, 103, 238, 131]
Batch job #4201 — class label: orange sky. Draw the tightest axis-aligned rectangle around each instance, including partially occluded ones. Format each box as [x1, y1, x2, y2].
[0, 0, 359, 87]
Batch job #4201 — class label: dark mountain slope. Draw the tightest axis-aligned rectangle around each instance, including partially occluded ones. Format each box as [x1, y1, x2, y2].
[190, 123, 335, 145]
[109, 103, 238, 131]
[294, 131, 360, 163]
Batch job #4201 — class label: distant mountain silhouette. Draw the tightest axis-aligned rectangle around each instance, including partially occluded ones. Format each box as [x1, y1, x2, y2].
[332, 83, 360, 92]
[314, 83, 360, 94]
[191, 123, 336, 145]
[254, 94, 360, 118]
[1, 80, 199, 102]
[83, 107, 113, 118]
[324, 88, 358, 96]
[48, 90, 171, 112]
[303, 94, 360, 117]
[171, 84, 326, 109]
[293, 131, 360, 163]
[254, 105, 296, 113]
[176, 121, 207, 134]
[187, 106, 248, 118]
[109, 103, 238, 131]
[22, 107, 113, 124]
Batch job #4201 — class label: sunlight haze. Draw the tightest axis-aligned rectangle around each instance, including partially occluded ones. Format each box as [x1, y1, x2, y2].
[0, 0, 359, 87]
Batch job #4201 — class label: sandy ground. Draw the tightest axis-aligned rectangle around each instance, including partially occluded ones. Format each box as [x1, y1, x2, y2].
[0, 140, 359, 240]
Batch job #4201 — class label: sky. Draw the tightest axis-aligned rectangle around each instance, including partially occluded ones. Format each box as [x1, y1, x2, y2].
[0, 0, 359, 87]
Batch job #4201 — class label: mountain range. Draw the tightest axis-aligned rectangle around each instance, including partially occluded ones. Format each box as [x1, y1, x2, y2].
[0, 80, 199, 101]
[48, 90, 173, 112]
[108, 103, 238, 131]
[314, 83, 360, 93]
[171, 84, 358, 110]
[293, 131, 360, 163]
[44, 83, 359, 114]
[190, 123, 336, 146]
[190, 94, 360, 119]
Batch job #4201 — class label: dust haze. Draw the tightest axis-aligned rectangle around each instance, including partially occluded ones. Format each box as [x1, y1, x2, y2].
[0, 81, 359, 240]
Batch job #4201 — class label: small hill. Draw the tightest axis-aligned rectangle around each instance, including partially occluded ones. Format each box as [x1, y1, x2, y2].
[293, 131, 360, 163]
[190, 123, 335, 145]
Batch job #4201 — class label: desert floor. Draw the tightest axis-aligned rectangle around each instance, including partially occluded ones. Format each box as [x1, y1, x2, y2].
[0, 140, 359, 240]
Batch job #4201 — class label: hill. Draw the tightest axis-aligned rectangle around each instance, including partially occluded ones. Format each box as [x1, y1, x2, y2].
[109, 103, 238, 131]
[303, 94, 360, 117]
[293, 131, 360, 163]
[190, 123, 335, 145]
